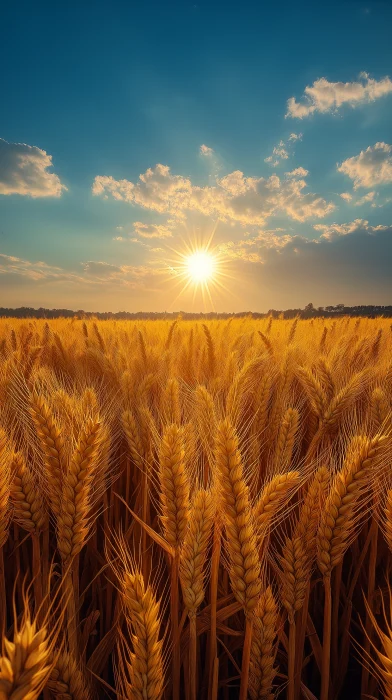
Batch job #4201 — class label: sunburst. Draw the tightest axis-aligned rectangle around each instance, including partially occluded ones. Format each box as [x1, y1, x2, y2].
[162, 226, 232, 310]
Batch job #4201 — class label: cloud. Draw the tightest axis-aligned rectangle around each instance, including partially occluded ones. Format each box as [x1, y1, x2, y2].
[0, 250, 165, 290]
[337, 142, 392, 189]
[340, 192, 353, 202]
[93, 163, 334, 226]
[265, 140, 289, 166]
[285, 167, 309, 178]
[83, 261, 122, 277]
[215, 220, 392, 306]
[286, 73, 392, 118]
[0, 138, 66, 197]
[313, 218, 388, 241]
[264, 134, 302, 167]
[200, 144, 214, 156]
[354, 191, 376, 206]
[133, 221, 173, 239]
[288, 133, 302, 142]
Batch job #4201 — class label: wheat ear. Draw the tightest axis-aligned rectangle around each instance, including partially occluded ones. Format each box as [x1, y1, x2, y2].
[120, 571, 164, 700]
[0, 610, 52, 700]
[215, 418, 261, 700]
[0, 429, 11, 635]
[317, 434, 388, 700]
[215, 418, 261, 614]
[384, 490, 392, 553]
[159, 424, 190, 550]
[371, 387, 390, 429]
[30, 392, 65, 516]
[249, 586, 278, 700]
[179, 488, 215, 615]
[0, 430, 11, 549]
[317, 435, 388, 579]
[159, 423, 190, 700]
[48, 651, 91, 700]
[179, 489, 215, 700]
[296, 367, 326, 419]
[57, 418, 102, 563]
[10, 452, 46, 533]
[254, 472, 300, 537]
[122, 409, 144, 471]
[273, 408, 299, 471]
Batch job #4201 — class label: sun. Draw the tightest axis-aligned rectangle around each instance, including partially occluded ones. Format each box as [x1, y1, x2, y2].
[160, 224, 234, 310]
[185, 250, 215, 284]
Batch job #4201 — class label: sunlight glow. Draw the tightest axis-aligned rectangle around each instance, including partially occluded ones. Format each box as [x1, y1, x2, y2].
[160, 223, 234, 311]
[186, 251, 215, 283]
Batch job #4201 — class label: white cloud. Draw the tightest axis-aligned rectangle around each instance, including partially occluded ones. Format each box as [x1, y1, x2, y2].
[355, 191, 376, 206]
[288, 133, 302, 142]
[0, 138, 66, 197]
[133, 221, 174, 239]
[340, 192, 353, 202]
[337, 142, 392, 189]
[264, 134, 302, 167]
[93, 163, 334, 226]
[285, 167, 309, 178]
[265, 140, 289, 166]
[313, 218, 388, 241]
[286, 73, 392, 118]
[200, 144, 214, 156]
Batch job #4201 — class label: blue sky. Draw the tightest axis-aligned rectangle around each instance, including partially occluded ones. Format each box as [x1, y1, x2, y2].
[1, 0, 392, 312]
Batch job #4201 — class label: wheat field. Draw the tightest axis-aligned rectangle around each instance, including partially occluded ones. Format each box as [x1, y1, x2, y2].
[0, 315, 391, 699]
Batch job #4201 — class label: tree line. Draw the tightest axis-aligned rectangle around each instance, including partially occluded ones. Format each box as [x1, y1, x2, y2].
[1, 303, 392, 319]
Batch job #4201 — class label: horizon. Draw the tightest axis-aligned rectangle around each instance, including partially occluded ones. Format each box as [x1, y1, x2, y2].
[1, 0, 392, 311]
[1, 301, 392, 318]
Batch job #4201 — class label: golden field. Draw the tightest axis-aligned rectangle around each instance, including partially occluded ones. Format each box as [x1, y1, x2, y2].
[0, 315, 391, 699]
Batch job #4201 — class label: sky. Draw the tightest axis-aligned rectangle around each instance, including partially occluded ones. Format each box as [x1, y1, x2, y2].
[0, 0, 392, 313]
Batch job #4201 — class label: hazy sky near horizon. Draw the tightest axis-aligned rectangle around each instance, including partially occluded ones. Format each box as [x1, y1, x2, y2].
[1, 0, 392, 312]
